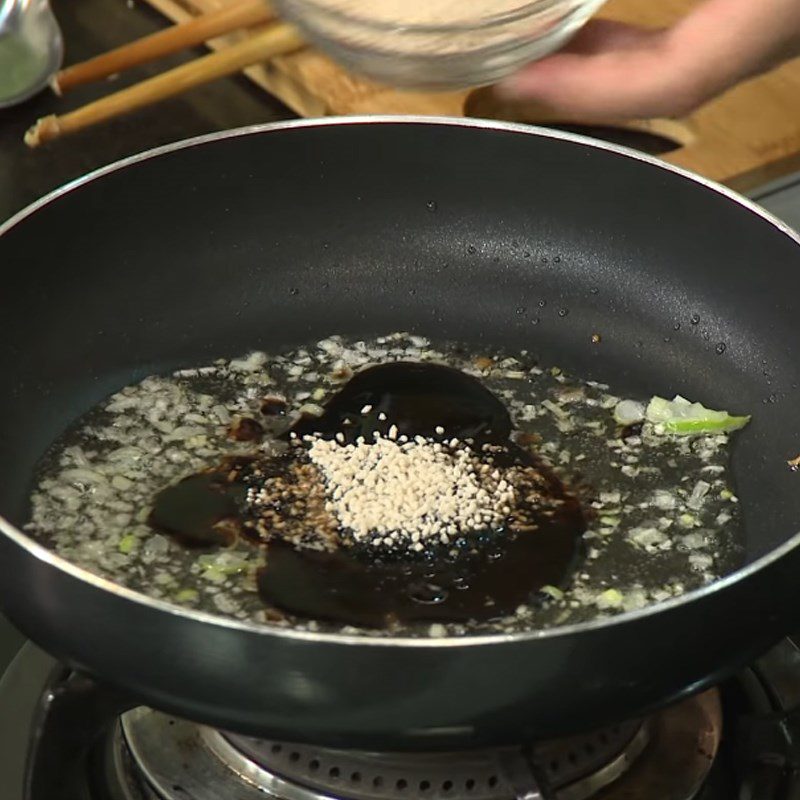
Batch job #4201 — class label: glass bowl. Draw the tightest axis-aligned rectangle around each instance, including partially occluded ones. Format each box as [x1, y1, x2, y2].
[0, 0, 63, 108]
[272, 0, 607, 90]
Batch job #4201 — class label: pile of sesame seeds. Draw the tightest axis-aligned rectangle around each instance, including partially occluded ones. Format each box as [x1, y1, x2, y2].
[302, 431, 515, 548]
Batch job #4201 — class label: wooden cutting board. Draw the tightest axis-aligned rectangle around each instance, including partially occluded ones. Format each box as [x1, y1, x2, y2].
[141, 0, 800, 191]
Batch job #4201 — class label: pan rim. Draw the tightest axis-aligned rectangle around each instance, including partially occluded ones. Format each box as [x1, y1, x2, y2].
[2, 114, 800, 649]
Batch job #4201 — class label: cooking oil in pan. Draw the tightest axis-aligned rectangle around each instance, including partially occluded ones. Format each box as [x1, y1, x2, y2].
[26, 333, 745, 637]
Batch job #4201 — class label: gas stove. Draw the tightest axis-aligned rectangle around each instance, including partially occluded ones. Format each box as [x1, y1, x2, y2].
[3, 634, 800, 800]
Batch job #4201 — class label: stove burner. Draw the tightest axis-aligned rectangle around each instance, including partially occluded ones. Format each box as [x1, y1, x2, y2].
[115, 691, 721, 800]
[11, 640, 800, 800]
[211, 724, 646, 800]
[221, 721, 646, 800]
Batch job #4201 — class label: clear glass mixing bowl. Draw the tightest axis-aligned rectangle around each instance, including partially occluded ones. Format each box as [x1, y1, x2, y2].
[272, 0, 607, 90]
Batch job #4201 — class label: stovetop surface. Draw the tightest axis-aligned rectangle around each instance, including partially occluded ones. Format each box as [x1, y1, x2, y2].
[752, 174, 800, 233]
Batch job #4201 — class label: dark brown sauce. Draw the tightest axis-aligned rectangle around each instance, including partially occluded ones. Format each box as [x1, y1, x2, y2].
[228, 417, 264, 442]
[260, 396, 288, 416]
[256, 497, 583, 629]
[149, 362, 587, 629]
[290, 362, 512, 445]
[148, 472, 246, 548]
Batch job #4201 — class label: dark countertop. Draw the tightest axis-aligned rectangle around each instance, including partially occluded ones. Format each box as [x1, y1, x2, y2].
[0, 0, 295, 224]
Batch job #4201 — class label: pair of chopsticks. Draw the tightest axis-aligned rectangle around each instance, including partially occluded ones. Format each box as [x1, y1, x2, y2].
[26, 0, 305, 147]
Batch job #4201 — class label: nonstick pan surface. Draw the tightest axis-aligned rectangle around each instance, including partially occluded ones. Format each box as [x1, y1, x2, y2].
[2, 117, 800, 749]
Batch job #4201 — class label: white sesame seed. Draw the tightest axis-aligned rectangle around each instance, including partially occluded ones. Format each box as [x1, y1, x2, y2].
[361, 404, 373, 414]
[305, 431, 517, 546]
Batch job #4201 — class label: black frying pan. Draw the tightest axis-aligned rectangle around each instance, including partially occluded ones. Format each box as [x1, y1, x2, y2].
[1, 117, 800, 751]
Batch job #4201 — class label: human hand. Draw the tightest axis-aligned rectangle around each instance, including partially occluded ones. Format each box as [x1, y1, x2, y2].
[497, 0, 800, 118]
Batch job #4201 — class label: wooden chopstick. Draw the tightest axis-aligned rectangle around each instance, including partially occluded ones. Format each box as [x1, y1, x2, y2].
[52, 0, 273, 94]
[26, 21, 304, 148]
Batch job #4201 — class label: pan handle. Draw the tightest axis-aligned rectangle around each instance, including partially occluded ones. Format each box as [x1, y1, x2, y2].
[25, 668, 138, 800]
